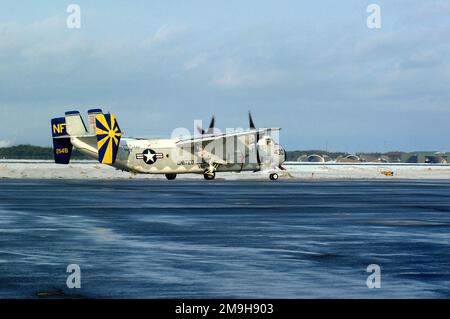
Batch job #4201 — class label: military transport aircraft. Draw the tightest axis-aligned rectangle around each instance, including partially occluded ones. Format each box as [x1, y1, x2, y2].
[51, 109, 286, 180]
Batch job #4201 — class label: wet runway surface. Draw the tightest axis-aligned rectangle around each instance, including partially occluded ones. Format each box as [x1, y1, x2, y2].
[0, 179, 449, 298]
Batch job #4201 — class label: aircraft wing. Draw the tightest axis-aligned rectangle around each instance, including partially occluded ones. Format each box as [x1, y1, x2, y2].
[175, 128, 281, 146]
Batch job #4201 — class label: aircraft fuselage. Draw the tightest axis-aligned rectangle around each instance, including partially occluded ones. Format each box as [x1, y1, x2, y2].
[71, 136, 283, 175]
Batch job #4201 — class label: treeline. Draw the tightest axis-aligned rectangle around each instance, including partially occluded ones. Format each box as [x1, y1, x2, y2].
[0, 145, 90, 160]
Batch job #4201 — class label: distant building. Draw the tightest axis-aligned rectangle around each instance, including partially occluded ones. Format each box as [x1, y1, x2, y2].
[291, 151, 449, 164]
[336, 155, 361, 163]
[359, 154, 392, 163]
[296, 154, 333, 163]
[401, 152, 449, 164]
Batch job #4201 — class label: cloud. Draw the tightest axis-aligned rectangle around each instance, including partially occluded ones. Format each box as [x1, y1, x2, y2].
[0, 2, 449, 151]
[183, 54, 208, 71]
[142, 24, 187, 48]
[0, 140, 13, 148]
[0, 16, 85, 59]
[413, 1, 450, 20]
[212, 60, 284, 89]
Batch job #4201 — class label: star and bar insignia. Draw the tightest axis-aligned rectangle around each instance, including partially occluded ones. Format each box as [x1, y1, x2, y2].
[136, 149, 164, 164]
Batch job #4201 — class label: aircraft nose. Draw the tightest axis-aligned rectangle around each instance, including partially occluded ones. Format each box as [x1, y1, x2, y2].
[277, 145, 286, 164]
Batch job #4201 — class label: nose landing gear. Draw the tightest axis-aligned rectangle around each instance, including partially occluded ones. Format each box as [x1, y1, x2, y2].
[269, 173, 279, 181]
[203, 170, 216, 180]
[203, 162, 218, 180]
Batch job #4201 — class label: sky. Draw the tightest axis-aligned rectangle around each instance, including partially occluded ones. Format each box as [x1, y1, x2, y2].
[0, 0, 449, 152]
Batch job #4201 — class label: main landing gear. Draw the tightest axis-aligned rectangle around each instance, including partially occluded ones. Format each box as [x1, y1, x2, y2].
[165, 173, 177, 180]
[203, 170, 216, 180]
[203, 162, 218, 180]
[269, 173, 279, 181]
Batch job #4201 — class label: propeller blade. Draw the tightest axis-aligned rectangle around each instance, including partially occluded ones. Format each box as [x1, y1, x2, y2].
[248, 111, 256, 129]
[197, 126, 205, 135]
[248, 111, 261, 166]
[198, 115, 215, 135]
[206, 115, 215, 134]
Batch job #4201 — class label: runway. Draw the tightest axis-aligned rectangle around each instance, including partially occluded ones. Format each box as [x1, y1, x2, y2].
[0, 179, 449, 298]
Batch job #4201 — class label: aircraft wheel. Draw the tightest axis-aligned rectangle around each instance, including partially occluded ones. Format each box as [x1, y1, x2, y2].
[165, 173, 177, 180]
[269, 173, 279, 181]
[203, 171, 216, 180]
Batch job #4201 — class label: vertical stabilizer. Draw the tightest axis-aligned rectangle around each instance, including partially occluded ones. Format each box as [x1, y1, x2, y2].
[95, 113, 122, 164]
[65, 111, 88, 136]
[87, 108, 103, 134]
[50, 117, 73, 164]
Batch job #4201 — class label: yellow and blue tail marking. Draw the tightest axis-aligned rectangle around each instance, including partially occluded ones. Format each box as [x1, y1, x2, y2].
[95, 113, 122, 164]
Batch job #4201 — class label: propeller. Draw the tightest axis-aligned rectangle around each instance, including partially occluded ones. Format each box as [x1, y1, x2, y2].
[248, 111, 261, 167]
[249, 111, 256, 130]
[197, 115, 215, 135]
